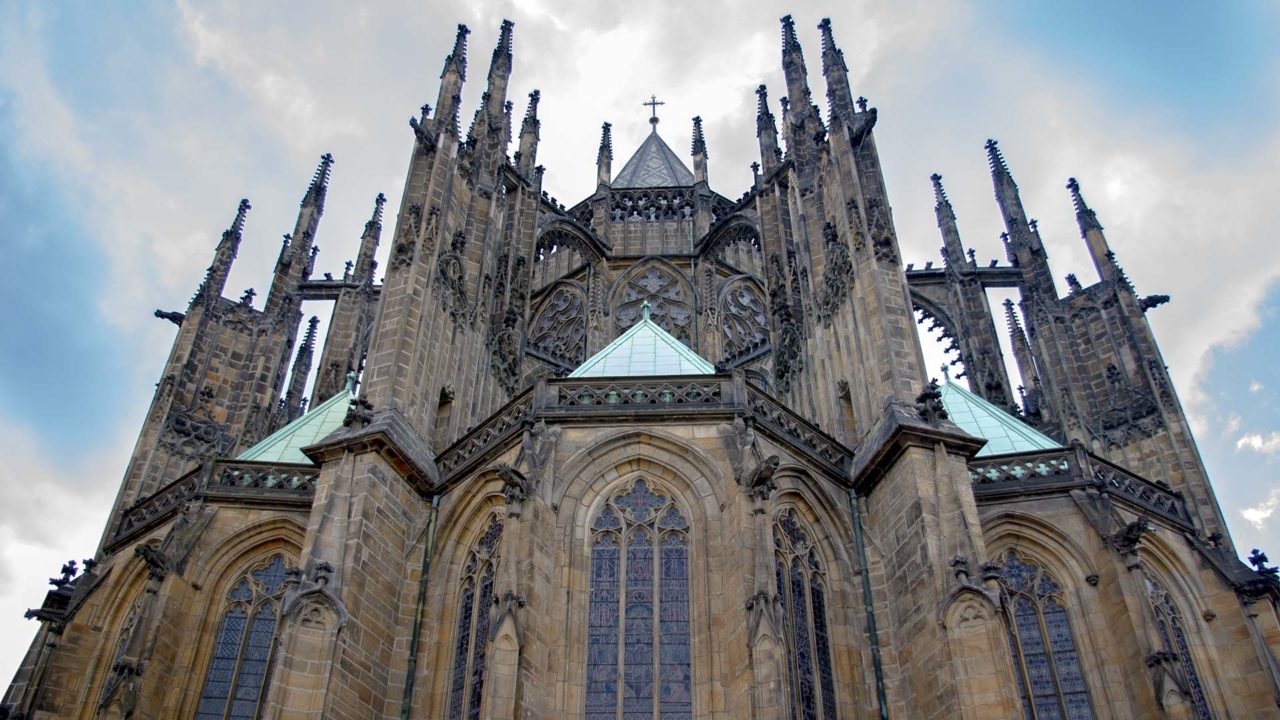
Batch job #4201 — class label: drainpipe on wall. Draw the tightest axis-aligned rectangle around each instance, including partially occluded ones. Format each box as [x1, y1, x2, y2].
[401, 494, 441, 720]
[849, 489, 890, 719]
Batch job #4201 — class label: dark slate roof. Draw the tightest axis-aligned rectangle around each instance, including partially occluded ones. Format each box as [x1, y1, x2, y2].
[612, 129, 694, 188]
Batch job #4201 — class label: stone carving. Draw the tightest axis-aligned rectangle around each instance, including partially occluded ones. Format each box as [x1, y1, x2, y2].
[728, 415, 780, 499]
[1109, 516, 1150, 555]
[616, 265, 693, 343]
[704, 223, 763, 260]
[767, 254, 804, 393]
[915, 379, 948, 426]
[489, 306, 524, 395]
[494, 463, 529, 515]
[1092, 363, 1163, 447]
[866, 197, 898, 265]
[516, 419, 561, 489]
[528, 286, 586, 367]
[720, 280, 770, 365]
[343, 396, 375, 428]
[390, 204, 422, 270]
[609, 189, 695, 223]
[157, 397, 234, 463]
[814, 221, 853, 326]
[436, 230, 470, 327]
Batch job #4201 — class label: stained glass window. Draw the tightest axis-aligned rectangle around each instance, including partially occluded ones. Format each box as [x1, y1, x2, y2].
[1144, 575, 1213, 719]
[448, 513, 504, 720]
[195, 554, 291, 720]
[586, 478, 692, 719]
[773, 509, 838, 720]
[996, 551, 1094, 720]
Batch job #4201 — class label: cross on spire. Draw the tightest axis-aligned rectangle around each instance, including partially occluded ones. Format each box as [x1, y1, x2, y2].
[643, 94, 665, 127]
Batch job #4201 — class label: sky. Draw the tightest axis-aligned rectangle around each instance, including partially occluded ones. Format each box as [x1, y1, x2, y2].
[1, 0, 1278, 684]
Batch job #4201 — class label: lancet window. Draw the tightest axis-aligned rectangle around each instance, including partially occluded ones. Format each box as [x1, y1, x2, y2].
[996, 550, 1093, 720]
[1143, 574, 1212, 719]
[586, 479, 692, 719]
[447, 513, 504, 720]
[720, 280, 769, 364]
[194, 554, 291, 720]
[529, 286, 587, 367]
[773, 509, 838, 720]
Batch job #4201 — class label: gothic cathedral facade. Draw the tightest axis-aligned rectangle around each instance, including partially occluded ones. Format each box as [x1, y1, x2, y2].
[6, 15, 1280, 720]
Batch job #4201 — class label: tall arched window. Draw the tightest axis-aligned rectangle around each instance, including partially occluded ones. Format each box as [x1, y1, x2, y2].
[586, 478, 692, 719]
[195, 554, 290, 720]
[996, 550, 1093, 720]
[1143, 574, 1213, 719]
[773, 509, 838, 720]
[447, 513, 504, 720]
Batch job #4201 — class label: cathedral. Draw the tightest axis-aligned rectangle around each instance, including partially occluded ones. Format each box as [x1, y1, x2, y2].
[6, 14, 1280, 720]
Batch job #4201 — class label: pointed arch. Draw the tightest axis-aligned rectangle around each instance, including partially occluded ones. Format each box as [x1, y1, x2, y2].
[772, 506, 840, 719]
[609, 258, 695, 345]
[444, 512, 505, 720]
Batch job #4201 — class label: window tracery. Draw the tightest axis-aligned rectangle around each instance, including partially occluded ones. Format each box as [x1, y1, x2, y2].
[773, 509, 837, 720]
[995, 550, 1093, 720]
[1144, 574, 1212, 719]
[447, 513, 504, 720]
[616, 266, 693, 344]
[586, 479, 692, 719]
[529, 286, 587, 367]
[719, 280, 769, 364]
[195, 554, 291, 720]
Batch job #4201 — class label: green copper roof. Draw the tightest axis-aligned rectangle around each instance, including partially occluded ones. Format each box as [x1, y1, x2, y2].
[237, 383, 354, 465]
[612, 128, 695, 188]
[939, 379, 1061, 457]
[570, 303, 715, 377]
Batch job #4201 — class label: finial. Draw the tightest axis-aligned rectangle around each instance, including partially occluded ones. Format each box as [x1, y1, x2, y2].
[302, 153, 335, 212]
[941, 364, 950, 381]
[444, 24, 470, 80]
[1066, 177, 1103, 234]
[755, 84, 770, 117]
[301, 315, 320, 349]
[780, 15, 800, 52]
[691, 116, 706, 156]
[751, 161, 760, 176]
[641, 299, 652, 321]
[930, 173, 949, 206]
[856, 96, 868, 112]
[597, 121, 613, 163]
[232, 198, 251, 236]
[362, 192, 386, 237]
[643, 94, 665, 128]
[984, 138, 1012, 181]
[492, 19, 514, 67]
[524, 89, 540, 121]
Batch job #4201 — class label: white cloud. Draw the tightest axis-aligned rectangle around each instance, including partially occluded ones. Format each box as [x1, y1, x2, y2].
[1223, 413, 1243, 437]
[1242, 488, 1280, 530]
[1250, 380, 1264, 393]
[1237, 432, 1280, 455]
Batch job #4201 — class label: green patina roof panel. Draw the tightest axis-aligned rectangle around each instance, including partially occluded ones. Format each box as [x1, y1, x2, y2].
[237, 385, 353, 465]
[939, 379, 1061, 457]
[570, 308, 715, 378]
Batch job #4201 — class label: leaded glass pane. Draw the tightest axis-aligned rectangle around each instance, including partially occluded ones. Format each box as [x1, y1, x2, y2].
[587, 534, 620, 720]
[774, 510, 838, 720]
[587, 478, 691, 719]
[448, 514, 505, 720]
[998, 552, 1094, 720]
[810, 578, 837, 720]
[659, 535, 692, 719]
[447, 581, 475, 719]
[1144, 576, 1212, 719]
[195, 554, 290, 720]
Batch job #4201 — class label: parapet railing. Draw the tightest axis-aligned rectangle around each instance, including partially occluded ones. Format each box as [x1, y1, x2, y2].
[968, 447, 1193, 528]
[107, 459, 319, 550]
[436, 374, 853, 484]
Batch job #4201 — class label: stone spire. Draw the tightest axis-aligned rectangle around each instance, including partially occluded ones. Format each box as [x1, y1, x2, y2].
[597, 121, 613, 187]
[932, 173, 968, 269]
[284, 316, 320, 421]
[435, 24, 470, 136]
[354, 193, 385, 284]
[194, 198, 250, 305]
[986, 139, 1054, 296]
[1065, 176, 1123, 289]
[691, 115, 707, 184]
[516, 90, 541, 177]
[818, 18, 856, 122]
[779, 15, 825, 168]
[268, 154, 331, 314]
[755, 84, 781, 174]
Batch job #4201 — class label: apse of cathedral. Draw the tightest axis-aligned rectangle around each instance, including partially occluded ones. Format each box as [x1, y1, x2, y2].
[7, 14, 1280, 720]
